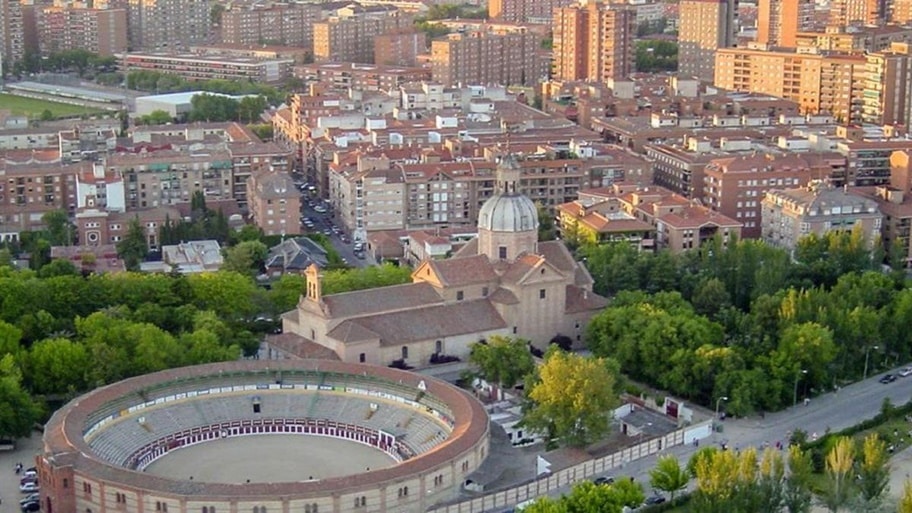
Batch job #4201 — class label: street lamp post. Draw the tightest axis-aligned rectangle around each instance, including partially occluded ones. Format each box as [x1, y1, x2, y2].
[864, 345, 880, 380]
[793, 369, 808, 406]
[715, 396, 728, 419]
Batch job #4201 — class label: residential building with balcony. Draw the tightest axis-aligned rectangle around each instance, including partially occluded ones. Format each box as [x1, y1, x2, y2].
[118, 52, 294, 84]
[247, 172, 301, 236]
[37, 6, 127, 56]
[220, 2, 320, 51]
[761, 181, 883, 251]
[430, 28, 543, 87]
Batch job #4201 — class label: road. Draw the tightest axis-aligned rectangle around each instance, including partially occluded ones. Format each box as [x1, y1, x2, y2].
[573, 366, 912, 499]
[296, 188, 373, 269]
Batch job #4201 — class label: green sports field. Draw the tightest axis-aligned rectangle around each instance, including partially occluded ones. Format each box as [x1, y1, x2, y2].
[0, 93, 105, 118]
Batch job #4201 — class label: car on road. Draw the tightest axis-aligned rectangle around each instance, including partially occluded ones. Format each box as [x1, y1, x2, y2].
[314, 206, 327, 214]
[20, 494, 39, 505]
[19, 483, 38, 493]
[643, 495, 667, 505]
[592, 476, 614, 485]
[880, 374, 897, 384]
[21, 501, 39, 513]
[900, 367, 912, 377]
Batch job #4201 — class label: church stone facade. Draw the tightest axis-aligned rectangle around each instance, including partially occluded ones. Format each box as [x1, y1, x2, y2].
[277, 156, 608, 367]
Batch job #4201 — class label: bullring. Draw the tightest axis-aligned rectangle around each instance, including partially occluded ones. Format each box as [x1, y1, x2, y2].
[39, 360, 489, 513]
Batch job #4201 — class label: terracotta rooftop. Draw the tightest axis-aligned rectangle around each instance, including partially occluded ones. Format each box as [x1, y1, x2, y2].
[424, 254, 498, 287]
[322, 282, 444, 318]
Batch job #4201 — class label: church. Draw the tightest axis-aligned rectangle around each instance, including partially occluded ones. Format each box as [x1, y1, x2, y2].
[275, 156, 608, 366]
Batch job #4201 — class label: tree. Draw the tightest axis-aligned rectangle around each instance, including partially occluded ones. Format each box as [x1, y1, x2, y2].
[0, 354, 42, 439]
[238, 96, 268, 123]
[650, 455, 689, 503]
[24, 338, 90, 396]
[692, 447, 760, 513]
[40, 109, 54, 121]
[783, 445, 814, 513]
[522, 349, 619, 447]
[854, 433, 890, 510]
[900, 479, 912, 513]
[821, 436, 855, 513]
[222, 240, 268, 276]
[139, 109, 173, 125]
[468, 335, 534, 389]
[537, 203, 557, 241]
[117, 217, 149, 271]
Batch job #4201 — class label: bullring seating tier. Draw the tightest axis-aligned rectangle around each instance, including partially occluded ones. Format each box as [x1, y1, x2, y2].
[86, 388, 451, 468]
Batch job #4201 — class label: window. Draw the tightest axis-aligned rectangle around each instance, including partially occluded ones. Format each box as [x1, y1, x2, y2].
[252, 507, 267, 513]
[512, 327, 517, 334]
[398, 486, 409, 498]
[304, 506, 318, 513]
[462, 461, 470, 472]
[498, 246, 507, 260]
[115, 493, 126, 504]
[539, 289, 546, 299]
[155, 502, 168, 512]
[456, 290, 464, 301]
[63, 478, 69, 488]
[401, 346, 408, 359]
[435, 340, 442, 353]
[359, 353, 366, 363]
[202, 507, 216, 513]
[482, 286, 489, 297]
[83, 483, 92, 496]
[354, 496, 367, 508]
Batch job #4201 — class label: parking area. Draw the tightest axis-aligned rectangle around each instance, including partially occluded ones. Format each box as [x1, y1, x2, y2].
[0, 435, 42, 513]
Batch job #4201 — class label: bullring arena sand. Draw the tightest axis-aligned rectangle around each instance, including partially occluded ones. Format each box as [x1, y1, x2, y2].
[142, 435, 396, 483]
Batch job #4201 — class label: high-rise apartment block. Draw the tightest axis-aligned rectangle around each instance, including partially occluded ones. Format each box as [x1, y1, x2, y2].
[894, 0, 912, 24]
[430, 28, 542, 87]
[220, 3, 320, 52]
[552, 1, 636, 82]
[757, 0, 811, 48]
[374, 30, 424, 67]
[313, 9, 410, 63]
[126, 0, 210, 50]
[678, 0, 738, 82]
[488, 0, 575, 23]
[37, 6, 128, 56]
[863, 43, 912, 126]
[829, 0, 883, 27]
[714, 46, 868, 123]
[0, 1, 25, 69]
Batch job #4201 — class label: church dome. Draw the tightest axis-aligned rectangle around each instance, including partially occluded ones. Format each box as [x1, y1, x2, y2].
[477, 192, 539, 232]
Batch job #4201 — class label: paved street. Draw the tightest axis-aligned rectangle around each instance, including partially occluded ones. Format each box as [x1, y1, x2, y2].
[571, 365, 912, 500]
[296, 189, 374, 269]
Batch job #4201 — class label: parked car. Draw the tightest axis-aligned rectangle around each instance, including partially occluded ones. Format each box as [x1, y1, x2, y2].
[19, 483, 39, 493]
[592, 476, 614, 486]
[900, 367, 912, 377]
[21, 500, 39, 512]
[314, 206, 327, 214]
[880, 374, 898, 384]
[644, 495, 667, 505]
[20, 493, 39, 505]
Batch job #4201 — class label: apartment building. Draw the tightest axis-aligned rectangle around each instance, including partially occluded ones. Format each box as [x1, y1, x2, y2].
[488, 0, 575, 23]
[862, 43, 912, 126]
[118, 53, 294, 84]
[0, 1, 25, 68]
[756, 0, 811, 48]
[430, 28, 541, 87]
[829, 0, 884, 27]
[678, 0, 738, 82]
[295, 62, 431, 91]
[703, 153, 828, 238]
[247, 172, 301, 236]
[796, 25, 912, 54]
[714, 46, 868, 123]
[552, 1, 636, 82]
[761, 182, 882, 251]
[312, 9, 410, 63]
[126, 0, 210, 50]
[38, 6, 128, 56]
[894, 0, 912, 24]
[327, 152, 601, 239]
[0, 160, 81, 238]
[220, 3, 320, 52]
[571, 184, 742, 253]
[373, 30, 424, 67]
[836, 138, 912, 186]
[76, 205, 179, 251]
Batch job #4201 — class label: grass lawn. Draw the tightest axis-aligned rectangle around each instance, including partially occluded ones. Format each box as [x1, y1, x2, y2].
[0, 93, 105, 119]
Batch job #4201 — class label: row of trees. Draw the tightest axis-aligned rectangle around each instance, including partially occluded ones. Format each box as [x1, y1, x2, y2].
[524, 433, 898, 513]
[125, 71, 286, 105]
[581, 231, 901, 415]
[635, 40, 678, 73]
[0, 259, 412, 438]
[9, 49, 116, 78]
